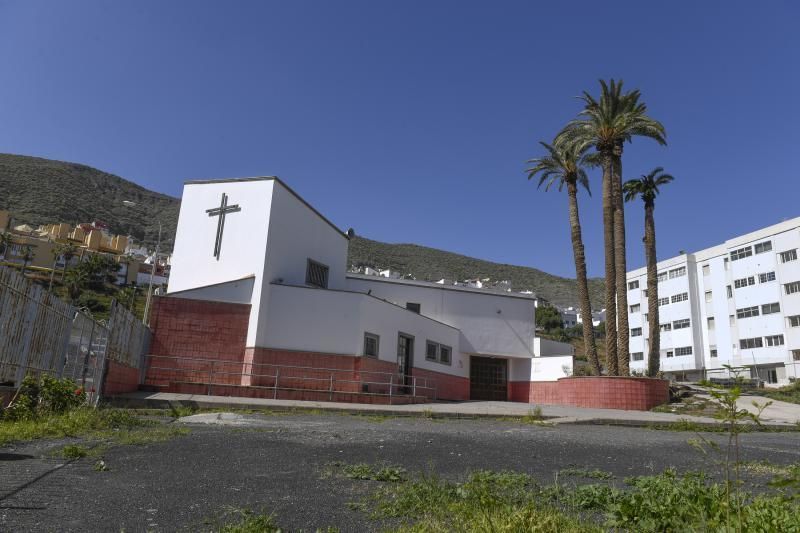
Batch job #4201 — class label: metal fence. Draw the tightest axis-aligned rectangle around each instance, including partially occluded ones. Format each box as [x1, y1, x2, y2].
[0, 266, 151, 404]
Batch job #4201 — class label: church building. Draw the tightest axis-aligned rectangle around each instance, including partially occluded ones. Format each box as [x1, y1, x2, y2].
[145, 176, 574, 403]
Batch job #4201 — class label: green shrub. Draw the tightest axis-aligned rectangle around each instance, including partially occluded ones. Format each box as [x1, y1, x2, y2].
[4, 374, 86, 421]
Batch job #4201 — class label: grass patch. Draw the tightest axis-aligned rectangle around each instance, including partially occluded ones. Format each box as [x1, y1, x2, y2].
[325, 461, 408, 483]
[59, 444, 90, 459]
[559, 467, 615, 480]
[762, 382, 800, 405]
[651, 395, 722, 417]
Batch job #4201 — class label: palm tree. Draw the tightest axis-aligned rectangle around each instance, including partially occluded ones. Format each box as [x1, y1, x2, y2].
[558, 79, 666, 375]
[20, 245, 33, 277]
[527, 141, 602, 375]
[64, 267, 89, 303]
[60, 244, 78, 280]
[623, 167, 674, 377]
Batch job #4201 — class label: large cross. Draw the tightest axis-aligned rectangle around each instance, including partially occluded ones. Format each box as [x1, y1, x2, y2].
[205, 192, 241, 260]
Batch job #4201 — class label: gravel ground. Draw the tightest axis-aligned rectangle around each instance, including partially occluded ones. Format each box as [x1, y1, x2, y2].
[1, 412, 798, 532]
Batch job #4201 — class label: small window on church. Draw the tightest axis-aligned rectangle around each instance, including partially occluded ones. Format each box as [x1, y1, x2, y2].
[406, 302, 421, 314]
[439, 345, 452, 365]
[426, 341, 438, 361]
[364, 332, 379, 358]
[306, 259, 329, 288]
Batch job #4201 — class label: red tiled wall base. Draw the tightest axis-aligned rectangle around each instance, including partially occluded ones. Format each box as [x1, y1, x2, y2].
[149, 296, 250, 361]
[510, 377, 669, 411]
[411, 367, 470, 401]
[103, 360, 140, 396]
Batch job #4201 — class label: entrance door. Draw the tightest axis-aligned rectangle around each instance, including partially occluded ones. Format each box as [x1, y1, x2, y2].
[397, 333, 414, 391]
[470, 356, 508, 401]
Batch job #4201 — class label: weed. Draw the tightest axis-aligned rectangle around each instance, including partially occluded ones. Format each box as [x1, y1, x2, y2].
[341, 462, 407, 483]
[60, 444, 89, 459]
[421, 408, 434, 419]
[559, 467, 615, 480]
[93, 459, 109, 472]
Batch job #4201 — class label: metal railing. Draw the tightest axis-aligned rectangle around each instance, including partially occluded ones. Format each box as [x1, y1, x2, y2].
[144, 354, 438, 403]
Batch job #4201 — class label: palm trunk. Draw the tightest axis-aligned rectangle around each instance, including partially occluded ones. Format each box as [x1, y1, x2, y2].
[567, 181, 601, 375]
[644, 201, 660, 377]
[49, 260, 57, 291]
[601, 151, 618, 375]
[613, 151, 630, 375]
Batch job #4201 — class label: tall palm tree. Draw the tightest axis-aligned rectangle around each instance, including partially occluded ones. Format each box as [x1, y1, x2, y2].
[623, 167, 674, 377]
[558, 79, 666, 375]
[527, 141, 601, 375]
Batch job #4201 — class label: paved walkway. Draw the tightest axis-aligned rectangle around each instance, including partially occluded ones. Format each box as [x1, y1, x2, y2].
[111, 391, 799, 428]
[679, 383, 800, 425]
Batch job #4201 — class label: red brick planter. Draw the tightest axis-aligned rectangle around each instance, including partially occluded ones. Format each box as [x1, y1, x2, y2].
[511, 376, 669, 411]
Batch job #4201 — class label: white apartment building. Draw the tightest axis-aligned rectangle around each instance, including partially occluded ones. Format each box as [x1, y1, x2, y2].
[627, 216, 800, 387]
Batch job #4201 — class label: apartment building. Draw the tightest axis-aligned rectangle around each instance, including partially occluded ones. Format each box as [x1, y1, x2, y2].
[627, 217, 800, 386]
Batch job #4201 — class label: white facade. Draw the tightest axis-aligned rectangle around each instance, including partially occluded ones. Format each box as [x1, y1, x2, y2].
[166, 177, 571, 393]
[627, 217, 800, 386]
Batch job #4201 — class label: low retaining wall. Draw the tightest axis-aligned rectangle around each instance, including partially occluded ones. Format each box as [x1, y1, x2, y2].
[511, 376, 669, 411]
[103, 360, 141, 396]
[412, 367, 470, 401]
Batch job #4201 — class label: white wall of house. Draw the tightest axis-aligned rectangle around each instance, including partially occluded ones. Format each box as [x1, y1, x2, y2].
[167, 277, 255, 305]
[509, 355, 573, 382]
[627, 216, 800, 386]
[345, 275, 537, 359]
[261, 283, 466, 377]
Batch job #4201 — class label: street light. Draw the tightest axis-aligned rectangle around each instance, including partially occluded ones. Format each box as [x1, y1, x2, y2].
[122, 201, 161, 325]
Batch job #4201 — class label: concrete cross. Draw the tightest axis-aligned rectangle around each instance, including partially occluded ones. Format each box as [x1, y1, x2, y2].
[205, 192, 241, 260]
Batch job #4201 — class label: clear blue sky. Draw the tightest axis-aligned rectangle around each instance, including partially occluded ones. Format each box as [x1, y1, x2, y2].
[1, 1, 798, 278]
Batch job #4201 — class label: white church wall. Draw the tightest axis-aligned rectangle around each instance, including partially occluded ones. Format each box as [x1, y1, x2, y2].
[168, 178, 275, 346]
[261, 284, 466, 377]
[345, 275, 536, 358]
[166, 276, 255, 305]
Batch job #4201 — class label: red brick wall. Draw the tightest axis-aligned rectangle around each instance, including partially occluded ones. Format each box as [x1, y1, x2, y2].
[411, 367, 470, 401]
[103, 360, 141, 395]
[149, 296, 250, 361]
[511, 377, 669, 411]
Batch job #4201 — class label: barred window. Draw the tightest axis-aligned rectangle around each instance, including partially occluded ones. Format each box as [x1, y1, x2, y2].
[306, 259, 329, 288]
[426, 341, 438, 361]
[785, 281, 800, 295]
[736, 306, 760, 319]
[628, 280, 639, 290]
[761, 302, 781, 315]
[631, 327, 642, 337]
[758, 271, 776, 284]
[780, 249, 798, 263]
[730, 246, 752, 261]
[754, 241, 772, 254]
[669, 266, 686, 279]
[439, 345, 451, 364]
[734, 276, 755, 289]
[675, 346, 693, 356]
[660, 323, 672, 332]
[740, 337, 763, 349]
[673, 319, 690, 329]
[363, 332, 380, 357]
[425, 340, 451, 365]
[631, 352, 644, 361]
[665, 350, 674, 358]
[710, 347, 718, 358]
[765, 334, 784, 347]
[657, 272, 668, 282]
[672, 292, 688, 303]
[658, 297, 670, 306]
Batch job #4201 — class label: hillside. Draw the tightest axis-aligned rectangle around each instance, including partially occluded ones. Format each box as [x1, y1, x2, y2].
[348, 236, 605, 308]
[0, 153, 180, 250]
[0, 153, 603, 307]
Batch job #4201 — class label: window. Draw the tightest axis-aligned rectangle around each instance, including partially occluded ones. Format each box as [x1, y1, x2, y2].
[780, 249, 798, 263]
[363, 332, 380, 357]
[305, 259, 329, 288]
[673, 319, 691, 329]
[406, 302, 421, 314]
[669, 266, 686, 279]
[793, 349, 800, 362]
[660, 323, 672, 332]
[675, 346, 693, 356]
[785, 281, 800, 295]
[630, 304, 640, 313]
[730, 246, 753, 261]
[704, 291, 713, 303]
[788, 315, 800, 327]
[658, 297, 670, 306]
[736, 306, 760, 319]
[724, 257, 730, 270]
[761, 302, 781, 315]
[702, 264, 710, 276]
[734, 276, 756, 289]
[740, 337, 763, 349]
[672, 292, 689, 303]
[439, 345, 451, 364]
[425, 341, 452, 365]
[628, 280, 639, 290]
[710, 346, 718, 358]
[631, 352, 644, 361]
[643, 289, 648, 297]
[758, 271, 776, 284]
[426, 340, 438, 361]
[707, 317, 715, 329]
[727, 285, 733, 299]
[631, 327, 642, 337]
[643, 313, 649, 322]
[765, 334, 784, 347]
[664, 350, 674, 358]
[754, 241, 772, 254]
[729, 315, 735, 326]
[656, 271, 668, 282]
